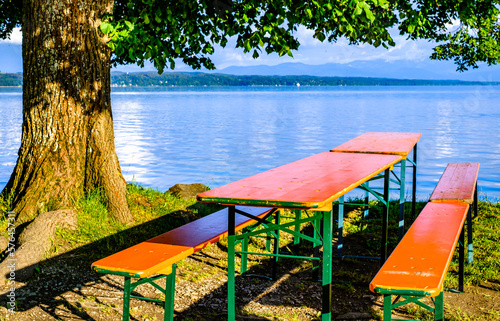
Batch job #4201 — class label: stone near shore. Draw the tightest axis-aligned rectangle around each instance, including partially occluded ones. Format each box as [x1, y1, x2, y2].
[167, 183, 208, 199]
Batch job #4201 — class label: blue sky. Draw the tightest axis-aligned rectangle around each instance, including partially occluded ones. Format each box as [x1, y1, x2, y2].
[1, 26, 440, 73]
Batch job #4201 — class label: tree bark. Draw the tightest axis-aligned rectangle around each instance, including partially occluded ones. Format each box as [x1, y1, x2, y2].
[1, 0, 133, 224]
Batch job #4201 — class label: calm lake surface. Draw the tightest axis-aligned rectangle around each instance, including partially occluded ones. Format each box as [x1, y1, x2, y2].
[1, 86, 499, 201]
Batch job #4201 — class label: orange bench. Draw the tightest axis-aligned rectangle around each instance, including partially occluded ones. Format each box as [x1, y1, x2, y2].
[429, 162, 479, 264]
[92, 206, 272, 321]
[369, 163, 479, 320]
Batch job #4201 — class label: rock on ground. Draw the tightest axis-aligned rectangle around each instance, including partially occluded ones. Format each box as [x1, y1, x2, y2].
[0, 209, 78, 283]
[168, 183, 208, 199]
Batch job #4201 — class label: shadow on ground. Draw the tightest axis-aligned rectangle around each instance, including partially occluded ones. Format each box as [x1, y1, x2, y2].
[0, 203, 406, 320]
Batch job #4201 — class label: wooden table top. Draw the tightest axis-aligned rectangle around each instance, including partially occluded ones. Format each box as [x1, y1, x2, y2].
[330, 132, 422, 157]
[197, 152, 403, 210]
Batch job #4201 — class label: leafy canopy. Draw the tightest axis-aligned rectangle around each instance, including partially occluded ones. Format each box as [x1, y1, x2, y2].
[2, 0, 500, 72]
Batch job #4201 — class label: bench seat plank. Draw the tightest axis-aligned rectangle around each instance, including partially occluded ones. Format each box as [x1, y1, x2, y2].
[429, 162, 479, 204]
[330, 132, 421, 157]
[370, 202, 469, 297]
[92, 206, 272, 278]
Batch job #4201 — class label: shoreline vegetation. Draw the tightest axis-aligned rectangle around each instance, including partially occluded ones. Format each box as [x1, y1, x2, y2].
[0, 183, 499, 320]
[1, 71, 500, 87]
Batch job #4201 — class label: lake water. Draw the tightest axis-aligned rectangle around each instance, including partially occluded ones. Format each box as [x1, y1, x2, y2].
[1, 86, 499, 201]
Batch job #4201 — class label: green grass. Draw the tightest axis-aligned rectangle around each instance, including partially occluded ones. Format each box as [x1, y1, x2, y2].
[50, 183, 222, 259]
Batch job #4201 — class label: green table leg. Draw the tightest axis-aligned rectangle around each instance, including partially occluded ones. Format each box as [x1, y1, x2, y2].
[468, 192, 475, 264]
[412, 144, 418, 220]
[398, 159, 406, 240]
[228, 206, 236, 321]
[312, 214, 321, 281]
[381, 169, 390, 264]
[272, 210, 281, 280]
[293, 209, 301, 245]
[240, 227, 249, 274]
[364, 186, 369, 219]
[322, 209, 333, 321]
[459, 223, 465, 293]
[337, 195, 345, 258]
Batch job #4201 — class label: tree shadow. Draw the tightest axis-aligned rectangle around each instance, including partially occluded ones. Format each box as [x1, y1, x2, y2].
[0, 202, 406, 320]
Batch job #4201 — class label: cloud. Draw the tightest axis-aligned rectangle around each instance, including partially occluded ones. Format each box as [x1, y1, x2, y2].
[0, 28, 22, 44]
[202, 26, 438, 69]
[110, 26, 439, 72]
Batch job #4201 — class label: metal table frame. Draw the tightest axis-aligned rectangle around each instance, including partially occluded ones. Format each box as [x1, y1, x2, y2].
[198, 152, 402, 321]
[331, 132, 421, 260]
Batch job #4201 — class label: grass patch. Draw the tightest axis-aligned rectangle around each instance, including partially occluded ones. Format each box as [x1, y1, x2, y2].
[51, 183, 222, 260]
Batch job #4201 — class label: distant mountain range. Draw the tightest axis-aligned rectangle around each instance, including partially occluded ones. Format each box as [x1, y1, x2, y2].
[217, 59, 500, 82]
[1, 40, 499, 80]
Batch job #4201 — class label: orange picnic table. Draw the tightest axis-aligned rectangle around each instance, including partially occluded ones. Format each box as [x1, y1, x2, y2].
[198, 151, 403, 321]
[331, 132, 421, 258]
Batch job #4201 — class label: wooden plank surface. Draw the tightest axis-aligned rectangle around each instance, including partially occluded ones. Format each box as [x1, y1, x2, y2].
[430, 163, 479, 204]
[92, 206, 271, 278]
[369, 202, 469, 296]
[330, 132, 421, 157]
[197, 152, 402, 209]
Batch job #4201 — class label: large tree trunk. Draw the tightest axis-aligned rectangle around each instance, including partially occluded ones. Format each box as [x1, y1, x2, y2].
[1, 0, 133, 224]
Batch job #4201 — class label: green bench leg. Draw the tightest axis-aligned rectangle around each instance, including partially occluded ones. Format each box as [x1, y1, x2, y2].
[434, 292, 444, 321]
[382, 291, 444, 321]
[121, 266, 177, 321]
[383, 294, 392, 321]
[123, 277, 132, 321]
[164, 265, 176, 321]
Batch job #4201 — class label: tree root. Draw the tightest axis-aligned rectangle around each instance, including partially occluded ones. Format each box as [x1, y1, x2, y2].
[0, 209, 78, 285]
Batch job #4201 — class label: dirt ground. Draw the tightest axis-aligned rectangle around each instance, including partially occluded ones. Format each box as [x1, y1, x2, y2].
[0, 231, 499, 321]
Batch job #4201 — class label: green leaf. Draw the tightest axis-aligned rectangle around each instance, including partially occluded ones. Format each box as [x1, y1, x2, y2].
[315, 31, 326, 42]
[244, 40, 252, 52]
[306, 8, 313, 19]
[354, 3, 363, 16]
[124, 21, 134, 31]
[362, 3, 375, 23]
[100, 22, 114, 35]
